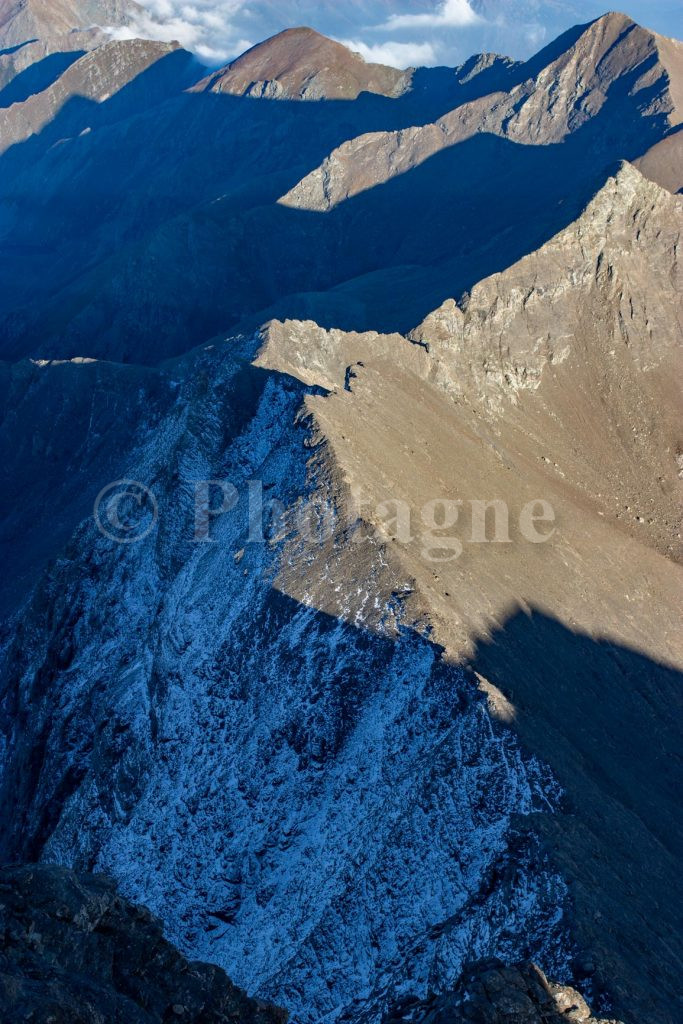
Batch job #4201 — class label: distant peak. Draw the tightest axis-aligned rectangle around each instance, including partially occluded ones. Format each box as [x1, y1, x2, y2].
[593, 10, 637, 27]
[574, 10, 642, 44]
[270, 26, 329, 42]
[191, 24, 411, 102]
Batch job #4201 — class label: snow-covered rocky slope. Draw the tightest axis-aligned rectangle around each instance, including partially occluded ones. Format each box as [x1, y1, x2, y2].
[0, 336, 570, 1023]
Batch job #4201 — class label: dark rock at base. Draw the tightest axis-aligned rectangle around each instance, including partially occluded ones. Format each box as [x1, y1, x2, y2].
[0, 864, 287, 1024]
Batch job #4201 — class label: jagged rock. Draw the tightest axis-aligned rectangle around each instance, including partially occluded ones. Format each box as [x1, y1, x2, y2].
[0, 863, 287, 1024]
[383, 960, 620, 1024]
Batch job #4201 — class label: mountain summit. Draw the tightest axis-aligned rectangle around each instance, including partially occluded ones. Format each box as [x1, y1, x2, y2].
[193, 26, 413, 100]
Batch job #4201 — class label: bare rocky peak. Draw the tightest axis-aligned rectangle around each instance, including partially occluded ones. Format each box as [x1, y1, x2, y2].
[192, 26, 412, 101]
[260, 158, 683, 723]
[0, 0, 142, 48]
[504, 11, 680, 139]
[261, 161, 683, 572]
[280, 12, 683, 211]
[269, 163, 682, 406]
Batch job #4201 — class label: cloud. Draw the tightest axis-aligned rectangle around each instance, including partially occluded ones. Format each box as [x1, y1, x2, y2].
[525, 23, 548, 49]
[340, 38, 438, 69]
[383, 0, 482, 31]
[107, 0, 253, 63]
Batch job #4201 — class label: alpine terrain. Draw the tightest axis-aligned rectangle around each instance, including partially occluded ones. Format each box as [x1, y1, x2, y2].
[0, 4, 680, 1024]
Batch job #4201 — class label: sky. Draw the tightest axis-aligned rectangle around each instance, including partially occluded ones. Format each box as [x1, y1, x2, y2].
[109, 1, 683, 67]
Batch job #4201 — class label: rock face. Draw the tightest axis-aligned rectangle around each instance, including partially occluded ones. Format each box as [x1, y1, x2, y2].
[0, 866, 615, 1024]
[0, 863, 287, 1024]
[192, 27, 412, 101]
[385, 960, 621, 1024]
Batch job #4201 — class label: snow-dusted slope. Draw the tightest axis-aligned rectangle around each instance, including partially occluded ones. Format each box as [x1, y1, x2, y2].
[0, 337, 569, 1023]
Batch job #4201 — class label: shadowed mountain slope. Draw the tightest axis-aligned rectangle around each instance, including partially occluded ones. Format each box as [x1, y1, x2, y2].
[0, 160, 680, 1024]
[280, 13, 683, 212]
[0, 14, 680, 364]
[384, 958, 622, 1024]
[0, 37, 191, 153]
[0, 863, 287, 1024]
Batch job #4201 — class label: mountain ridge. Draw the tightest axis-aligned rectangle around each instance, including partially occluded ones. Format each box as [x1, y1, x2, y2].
[280, 13, 683, 212]
[0, 11, 681, 1024]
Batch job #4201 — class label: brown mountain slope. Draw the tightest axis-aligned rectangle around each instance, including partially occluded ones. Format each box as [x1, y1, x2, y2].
[192, 26, 412, 101]
[256, 162, 683, 1024]
[634, 127, 683, 192]
[280, 12, 682, 211]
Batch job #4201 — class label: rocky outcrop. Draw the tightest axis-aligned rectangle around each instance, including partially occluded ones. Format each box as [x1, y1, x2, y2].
[385, 960, 621, 1024]
[410, 162, 683, 409]
[192, 27, 412, 101]
[0, 863, 287, 1024]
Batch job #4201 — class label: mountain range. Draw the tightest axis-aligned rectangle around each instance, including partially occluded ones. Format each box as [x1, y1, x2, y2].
[0, 5, 681, 1024]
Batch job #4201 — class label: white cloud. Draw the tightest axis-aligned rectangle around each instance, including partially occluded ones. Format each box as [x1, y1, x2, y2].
[383, 0, 482, 31]
[107, 0, 253, 63]
[525, 23, 548, 49]
[340, 38, 438, 69]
